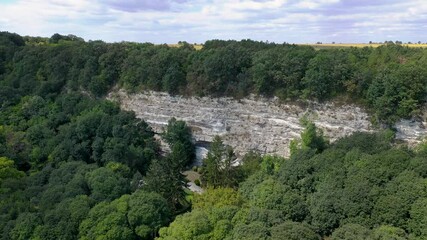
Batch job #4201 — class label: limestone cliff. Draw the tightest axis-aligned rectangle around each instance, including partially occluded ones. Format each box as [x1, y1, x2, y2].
[108, 90, 427, 158]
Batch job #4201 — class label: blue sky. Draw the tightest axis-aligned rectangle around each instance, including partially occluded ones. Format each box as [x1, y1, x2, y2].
[1, 0, 426, 43]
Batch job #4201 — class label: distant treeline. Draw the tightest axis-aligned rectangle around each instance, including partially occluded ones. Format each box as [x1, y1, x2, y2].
[1, 32, 427, 124]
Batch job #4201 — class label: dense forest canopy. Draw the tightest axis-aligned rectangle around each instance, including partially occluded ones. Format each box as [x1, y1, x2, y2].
[1, 32, 427, 124]
[0, 31, 427, 239]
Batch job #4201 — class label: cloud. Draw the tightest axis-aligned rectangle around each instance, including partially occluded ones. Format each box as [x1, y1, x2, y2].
[104, 0, 188, 12]
[1, 0, 427, 43]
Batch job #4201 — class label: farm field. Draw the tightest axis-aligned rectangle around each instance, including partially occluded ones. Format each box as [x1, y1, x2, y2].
[168, 43, 203, 50]
[170, 42, 427, 50]
[300, 43, 427, 49]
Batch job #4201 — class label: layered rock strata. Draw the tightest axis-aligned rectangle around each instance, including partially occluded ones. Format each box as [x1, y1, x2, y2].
[108, 91, 426, 158]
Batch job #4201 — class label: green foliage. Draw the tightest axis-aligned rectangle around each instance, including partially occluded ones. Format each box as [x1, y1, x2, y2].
[78, 195, 134, 240]
[79, 191, 170, 240]
[408, 198, 427, 238]
[303, 49, 351, 100]
[193, 188, 242, 210]
[2, 33, 427, 240]
[1, 33, 427, 123]
[143, 157, 188, 210]
[248, 179, 308, 222]
[162, 117, 195, 168]
[239, 151, 263, 179]
[127, 191, 171, 239]
[164, 132, 427, 239]
[370, 225, 407, 240]
[10, 212, 42, 240]
[85, 167, 130, 201]
[31, 195, 93, 240]
[229, 221, 270, 240]
[260, 155, 284, 175]
[270, 221, 320, 240]
[0, 157, 25, 185]
[300, 118, 328, 153]
[0, 84, 162, 239]
[329, 223, 371, 240]
[158, 210, 213, 240]
[201, 136, 240, 188]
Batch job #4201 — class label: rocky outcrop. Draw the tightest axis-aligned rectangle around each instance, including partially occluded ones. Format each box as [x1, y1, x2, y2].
[108, 90, 427, 158]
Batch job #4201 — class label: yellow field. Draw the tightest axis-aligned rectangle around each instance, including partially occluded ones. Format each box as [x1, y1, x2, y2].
[168, 43, 203, 50]
[168, 42, 427, 51]
[299, 43, 427, 49]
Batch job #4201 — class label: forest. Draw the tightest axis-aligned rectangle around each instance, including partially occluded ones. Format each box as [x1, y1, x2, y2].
[0, 31, 426, 239]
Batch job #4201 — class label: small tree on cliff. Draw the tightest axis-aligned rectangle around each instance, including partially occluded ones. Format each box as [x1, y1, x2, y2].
[290, 118, 328, 156]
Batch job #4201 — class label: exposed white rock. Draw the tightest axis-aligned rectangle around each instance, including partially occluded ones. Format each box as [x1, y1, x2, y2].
[195, 146, 209, 166]
[108, 90, 426, 158]
[395, 119, 427, 144]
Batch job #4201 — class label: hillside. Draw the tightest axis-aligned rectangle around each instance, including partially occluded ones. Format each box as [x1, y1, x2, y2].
[0, 32, 427, 240]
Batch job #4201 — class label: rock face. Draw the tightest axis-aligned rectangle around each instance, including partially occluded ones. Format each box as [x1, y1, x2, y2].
[109, 90, 427, 158]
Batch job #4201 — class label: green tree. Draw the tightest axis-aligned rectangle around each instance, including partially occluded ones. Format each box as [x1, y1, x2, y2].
[79, 196, 134, 240]
[193, 187, 242, 210]
[370, 225, 407, 240]
[0, 157, 25, 185]
[303, 49, 351, 100]
[300, 119, 328, 153]
[158, 210, 213, 240]
[85, 167, 130, 201]
[249, 178, 308, 221]
[330, 223, 371, 240]
[270, 221, 320, 240]
[79, 191, 170, 240]
[229, 221, 270, 240]
[202, 136, 224, 187]
[10, 212, 42, 240]
[162, 118, 195, 168]
[202, 136, 240, 188]
[31, 195, 93, 240]
[408, 198, 427, 238]
[127, 191, 171, 239]
[144, 157, 187, 210]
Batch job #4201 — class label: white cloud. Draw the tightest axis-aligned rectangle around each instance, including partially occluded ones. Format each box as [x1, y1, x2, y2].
[1, 0, 427, 43]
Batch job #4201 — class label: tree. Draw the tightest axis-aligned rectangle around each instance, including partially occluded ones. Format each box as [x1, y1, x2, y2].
[193, 187, 242, 210]
[143, 157, 188, 210]
[370, 225, 407, 240]
[162, 118, 195, 168]
[0, 157, 25, 185]
[300, 119, 328, 153]
[10, 212, 42, 240]
[329, 224, 371, 240]
[78, 196, 134, 240]
[127, 191, 171, 239]
[85, 167, 130, 201]
[249, 179, 308, 221]
[270, 221, 320, 240]
[408, 198, 427, 238]
[158, 210, 213, 240]
[202, 136, 239, 188]
[31, 195, 93, 240]
[79, 191, 170, 240]
[202, 136, 224, 187]
[303, 49, 350, 100]
[229, 221, 270, 240]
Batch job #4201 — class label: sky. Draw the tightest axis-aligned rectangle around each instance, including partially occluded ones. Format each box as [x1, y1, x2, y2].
[1, 0, 427, 44]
